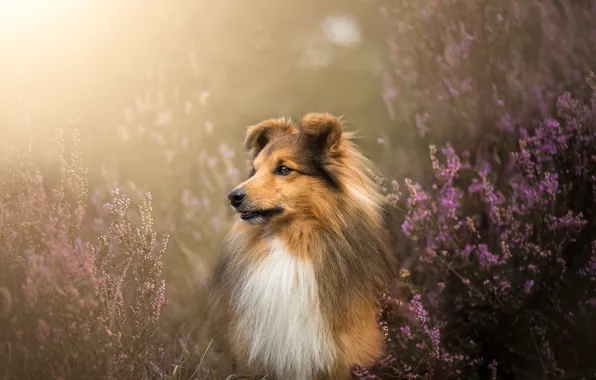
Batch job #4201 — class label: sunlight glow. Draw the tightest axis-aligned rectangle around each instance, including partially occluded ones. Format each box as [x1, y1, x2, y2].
[0, 0, 90, 36]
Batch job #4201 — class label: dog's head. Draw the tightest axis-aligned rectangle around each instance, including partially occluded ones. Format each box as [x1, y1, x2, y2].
[227, 113, 345, 225]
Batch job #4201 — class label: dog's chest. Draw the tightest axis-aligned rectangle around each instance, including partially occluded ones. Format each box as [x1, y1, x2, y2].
[234, 239, 336, 379]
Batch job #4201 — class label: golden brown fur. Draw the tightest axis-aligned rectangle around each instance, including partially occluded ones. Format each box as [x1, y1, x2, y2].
[205, 113, 394, 380]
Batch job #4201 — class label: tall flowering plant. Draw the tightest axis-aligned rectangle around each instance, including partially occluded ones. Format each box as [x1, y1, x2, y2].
[368, 74, 596, 379]
[377, 0, 596, 181]
[0, 128, 168, 380]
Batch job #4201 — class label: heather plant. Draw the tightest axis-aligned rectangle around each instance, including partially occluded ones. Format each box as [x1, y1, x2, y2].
[0, 127, 168, 380]
[377, 0, 596, 180]
[354, 274, 477, 380]
[371, 74, 596, 379]
[87, 61, 242, 363]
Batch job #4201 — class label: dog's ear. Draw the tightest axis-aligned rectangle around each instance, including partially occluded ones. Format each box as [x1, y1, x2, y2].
[299, 113, 344, 155]
[244, 118, 297, 157]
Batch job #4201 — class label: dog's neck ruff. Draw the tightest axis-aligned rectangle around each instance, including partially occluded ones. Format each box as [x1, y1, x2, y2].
[233, 238, 337, 380]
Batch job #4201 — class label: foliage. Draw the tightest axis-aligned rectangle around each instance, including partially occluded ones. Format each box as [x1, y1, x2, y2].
[376, 0, 596, 179]
[0, 128, 168, 380]
[362, 74, 596, 379]
[83, 65, 243, 371]
[369, 0, 596, 376]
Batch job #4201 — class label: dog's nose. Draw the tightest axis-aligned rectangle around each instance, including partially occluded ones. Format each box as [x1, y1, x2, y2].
[228, 188, 246, 208]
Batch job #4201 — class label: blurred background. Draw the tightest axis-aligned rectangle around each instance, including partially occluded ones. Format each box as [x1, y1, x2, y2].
[0, 0, 391, 152]
[0, 0, 594, 376]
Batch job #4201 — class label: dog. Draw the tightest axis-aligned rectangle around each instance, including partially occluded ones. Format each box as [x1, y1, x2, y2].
[205, 113, 394, 380]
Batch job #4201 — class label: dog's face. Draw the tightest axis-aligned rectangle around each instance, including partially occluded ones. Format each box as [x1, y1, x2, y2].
[227, 114, 343, 225]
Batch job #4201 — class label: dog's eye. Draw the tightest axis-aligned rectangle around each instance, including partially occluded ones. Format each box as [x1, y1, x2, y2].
[275, 165, 293, 176]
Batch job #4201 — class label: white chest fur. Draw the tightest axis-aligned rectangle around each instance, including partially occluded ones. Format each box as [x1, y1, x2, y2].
[234, 238, 337, 380]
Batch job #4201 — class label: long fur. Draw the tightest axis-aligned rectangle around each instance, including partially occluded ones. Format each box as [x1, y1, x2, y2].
[206, 113, 395, 380]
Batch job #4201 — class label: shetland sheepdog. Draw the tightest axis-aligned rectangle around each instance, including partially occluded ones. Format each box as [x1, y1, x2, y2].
[206, 113, 394, 380]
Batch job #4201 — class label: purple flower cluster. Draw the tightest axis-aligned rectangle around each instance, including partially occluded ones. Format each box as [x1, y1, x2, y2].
[0, 130, 168, 380]
[370, 1, 596, 375]
[354, 288, 473, 379]
[367, 75, 596, 379]
[377, 0, 596, 183]
[90, 70, 240, 358]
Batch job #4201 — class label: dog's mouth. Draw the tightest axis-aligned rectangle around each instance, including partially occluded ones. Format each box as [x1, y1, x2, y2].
[238, 208, 283, 221]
